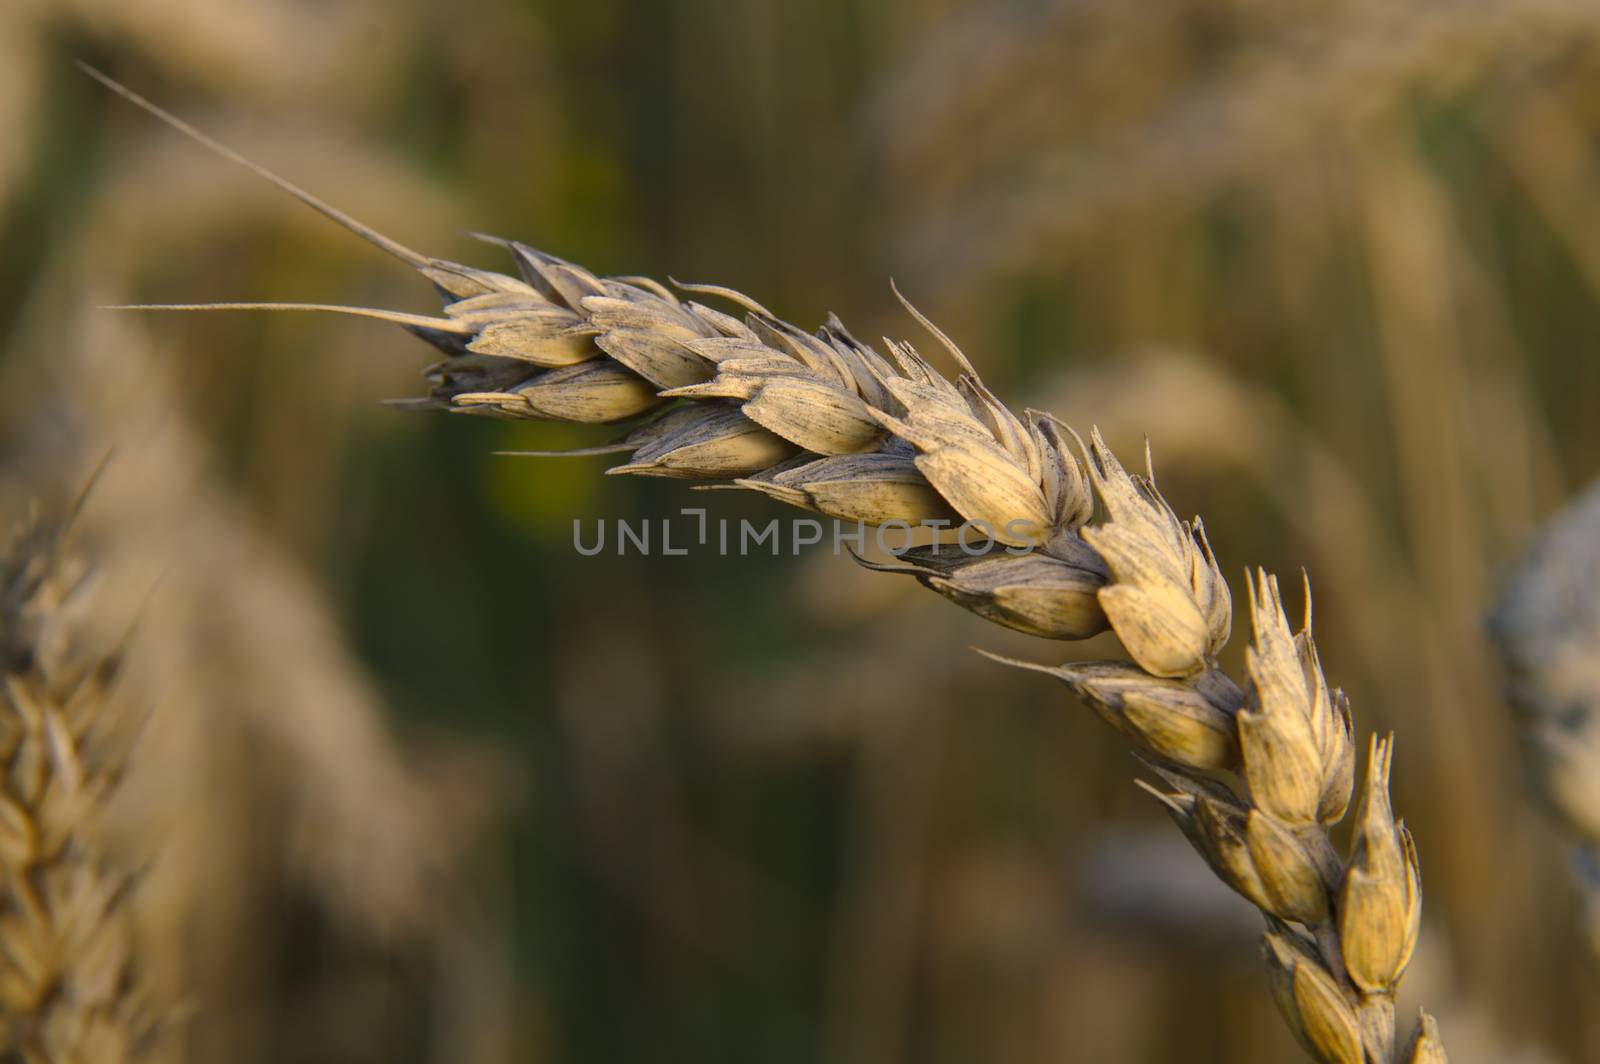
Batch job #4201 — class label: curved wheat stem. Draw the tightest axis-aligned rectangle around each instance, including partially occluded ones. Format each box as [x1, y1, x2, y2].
[91, 67, 1448, 1063]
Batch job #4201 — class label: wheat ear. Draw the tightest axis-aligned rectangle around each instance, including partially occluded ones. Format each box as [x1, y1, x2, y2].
[1489, 478, 1600, 961]
[0, 495, 159, 1062]
[91, 67, 1448, 1063]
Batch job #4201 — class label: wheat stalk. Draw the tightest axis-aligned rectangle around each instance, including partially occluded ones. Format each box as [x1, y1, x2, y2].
[1489, 477, 1600, 961]
[875, 0, 1600, 300]
[0, 493, 159, 1063]
[88, 67, 1449, 1063]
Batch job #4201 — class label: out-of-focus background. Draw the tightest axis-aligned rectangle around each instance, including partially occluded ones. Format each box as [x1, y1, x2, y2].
[2, 1, 1598, 1061]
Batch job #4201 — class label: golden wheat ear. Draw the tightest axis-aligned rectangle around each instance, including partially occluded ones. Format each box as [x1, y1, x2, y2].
[77, 62, 433, 270]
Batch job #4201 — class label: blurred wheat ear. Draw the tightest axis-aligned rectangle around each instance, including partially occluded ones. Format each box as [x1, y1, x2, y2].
[1490, 477, 1600, 960]
[0, 289, 516, 1060]
[89, 66, 1453, 1063]
[0, 494, 164, 1062]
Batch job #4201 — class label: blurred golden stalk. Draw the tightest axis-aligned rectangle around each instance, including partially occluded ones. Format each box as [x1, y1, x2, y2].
[876, 0, 1600, 298]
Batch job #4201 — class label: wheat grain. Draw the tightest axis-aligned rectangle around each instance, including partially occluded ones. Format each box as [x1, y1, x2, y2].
[90, 67, 1449, 1063]
[0, 498, 159, 1063]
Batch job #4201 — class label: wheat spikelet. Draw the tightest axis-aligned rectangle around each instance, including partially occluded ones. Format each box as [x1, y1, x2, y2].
[1489, 478, 1600, 960]
[92, 68, 1450, 1063]
[0, 499, 159, 1062]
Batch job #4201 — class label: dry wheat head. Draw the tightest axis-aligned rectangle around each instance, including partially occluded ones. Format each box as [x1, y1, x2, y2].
[0, 498, 160, 1063]
[90, 67, 1448, 1064]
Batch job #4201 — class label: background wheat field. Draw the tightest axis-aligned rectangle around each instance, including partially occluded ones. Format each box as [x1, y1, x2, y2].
[1, 1, 1598, 1062]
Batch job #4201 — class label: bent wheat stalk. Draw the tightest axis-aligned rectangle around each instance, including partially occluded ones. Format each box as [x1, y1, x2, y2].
[0, 498, 159, 1062]
[89, 66, 1447, 1063]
